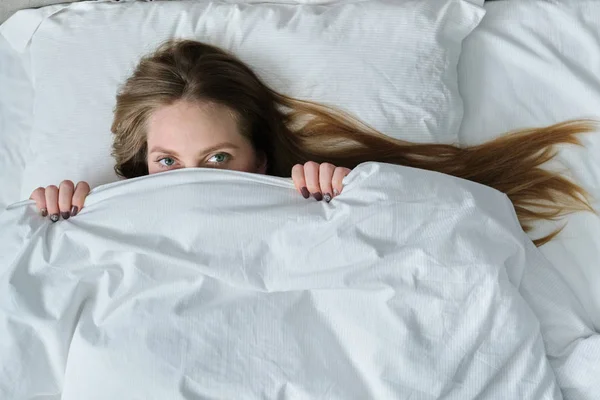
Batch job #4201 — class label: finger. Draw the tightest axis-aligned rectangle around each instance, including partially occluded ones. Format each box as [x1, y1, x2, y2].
[319, 163, 335, 203]
[332, 167, 352, 197]
[58, 180, 75, 220]
[303, 162, 322, 201]
[71, 181, 91, 216]
[45, 185, 60, 222]
[30, 187, 48, 217]
[291, 164, 310, 199]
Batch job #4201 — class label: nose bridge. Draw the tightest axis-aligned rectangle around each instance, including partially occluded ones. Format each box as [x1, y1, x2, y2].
[193, 160, 204, 168]
[182, 159, 203, 169]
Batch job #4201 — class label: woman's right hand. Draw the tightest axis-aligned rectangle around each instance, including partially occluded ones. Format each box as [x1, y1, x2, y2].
[29, 180, 91, 222]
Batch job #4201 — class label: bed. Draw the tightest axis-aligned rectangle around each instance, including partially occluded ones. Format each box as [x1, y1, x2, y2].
[0, 0, 598, 399]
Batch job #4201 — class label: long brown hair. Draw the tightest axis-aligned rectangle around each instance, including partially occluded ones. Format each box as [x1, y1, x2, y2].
[112, 39, 597, 247]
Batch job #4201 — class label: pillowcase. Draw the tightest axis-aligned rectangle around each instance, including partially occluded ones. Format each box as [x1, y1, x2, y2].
[0, 0, 485, 201]
[459, 3, 600, 396]
[457, 3, 600, 394]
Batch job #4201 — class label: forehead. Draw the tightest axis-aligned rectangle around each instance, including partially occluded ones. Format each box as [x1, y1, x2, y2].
[147, 100, 240, 144]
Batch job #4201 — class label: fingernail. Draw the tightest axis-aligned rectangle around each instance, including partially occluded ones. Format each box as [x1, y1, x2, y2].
[71, 206, 79, 217]
[324, 193, 332, 203]
[300, 187, 310, 199]
[41, 208, 48, 217]
[334, 189, 340, 196]
[61, 211, 70, 220]
[313, 192, 323, 201]
[50, 214, 59, 223]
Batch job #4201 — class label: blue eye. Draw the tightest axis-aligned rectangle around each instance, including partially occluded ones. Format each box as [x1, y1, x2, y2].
[208, 153, 230, 164]
[159, 157, 175, 167]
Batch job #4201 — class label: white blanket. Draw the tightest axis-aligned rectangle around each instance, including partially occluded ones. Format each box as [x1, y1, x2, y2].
[0, 163, 568, 399]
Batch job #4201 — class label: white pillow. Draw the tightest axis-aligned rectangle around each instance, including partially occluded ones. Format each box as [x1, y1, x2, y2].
[458, 0, 600, 324]
[0, 0, 485, 200]
[458, 2, 600, 397]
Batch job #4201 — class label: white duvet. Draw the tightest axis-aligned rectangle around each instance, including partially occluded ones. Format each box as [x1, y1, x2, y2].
[0, 163, 582, 399]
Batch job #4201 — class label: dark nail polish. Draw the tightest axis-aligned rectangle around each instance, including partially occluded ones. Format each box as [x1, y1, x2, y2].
[324, 193, 332, 203]
[50, 214, 59, 223]
[313, 192, 323, 201]
[61, 211, 70, 220]
[300, 187, 310, 199]
[41, 208, 48, 217]
[71, 206, 79, 217]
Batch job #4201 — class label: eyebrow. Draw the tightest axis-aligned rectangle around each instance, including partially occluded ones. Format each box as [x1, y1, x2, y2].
[149, 142, 239, 157]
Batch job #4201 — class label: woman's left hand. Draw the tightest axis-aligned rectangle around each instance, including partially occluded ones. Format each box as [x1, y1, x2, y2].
[291, 162, 352, 202]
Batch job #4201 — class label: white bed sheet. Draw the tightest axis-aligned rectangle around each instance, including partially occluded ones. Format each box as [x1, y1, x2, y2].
[458, 1, 600, 399]
[0, 163, 564, 399]
[0, 34, 32, 214]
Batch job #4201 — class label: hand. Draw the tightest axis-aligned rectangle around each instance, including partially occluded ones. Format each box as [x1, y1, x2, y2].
[291, 162, 351, 202]
[29, 180, 91, 222]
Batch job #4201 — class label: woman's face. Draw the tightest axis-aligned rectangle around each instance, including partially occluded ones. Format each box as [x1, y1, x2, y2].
[146, 100, 266, 175]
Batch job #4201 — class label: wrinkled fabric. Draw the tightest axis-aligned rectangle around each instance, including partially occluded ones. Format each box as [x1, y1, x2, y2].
[0, 163, 563, 399]
[458, 2, 600, 398]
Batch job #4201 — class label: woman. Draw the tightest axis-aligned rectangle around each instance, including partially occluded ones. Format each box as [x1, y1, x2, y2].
[30, 39, 597, 246]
